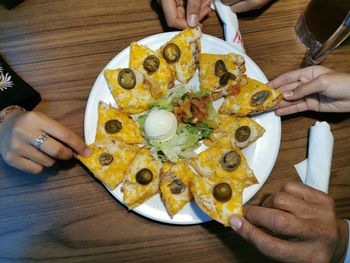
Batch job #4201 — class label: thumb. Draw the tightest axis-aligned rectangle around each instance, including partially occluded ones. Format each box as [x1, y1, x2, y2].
[230, 214, 272, 245]
[187, 0, 201, 27]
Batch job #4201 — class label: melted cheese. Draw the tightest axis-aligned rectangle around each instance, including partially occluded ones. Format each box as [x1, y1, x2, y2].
[104, 68, 154, 114]
[199, 53, 246, 94]
[191, 175, 244, 226]
[159, 27, 201, 83]
[190, 146, 258, 187]
[219, 77, 282, 116]
[130, 42, 175, 99]
[77, 139, 139, 189]
[159, 161, 196, 217]
[122, 147, 163, 209]
[205, 114, 265, 149]
[96, 101, 144, 144]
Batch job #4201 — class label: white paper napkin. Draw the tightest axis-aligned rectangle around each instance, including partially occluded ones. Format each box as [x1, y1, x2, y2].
[212, 0, 245, 53]
[294, 121, 334, 193]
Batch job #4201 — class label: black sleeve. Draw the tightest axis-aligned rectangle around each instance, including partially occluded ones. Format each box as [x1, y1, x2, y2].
[0, 55, 41, 111]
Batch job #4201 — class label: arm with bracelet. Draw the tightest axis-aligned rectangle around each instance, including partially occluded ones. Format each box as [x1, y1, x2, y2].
[0, 55, 91, 174]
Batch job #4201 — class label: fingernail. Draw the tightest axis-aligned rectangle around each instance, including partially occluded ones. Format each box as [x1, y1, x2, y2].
[188, 14, 199, 27]
[283, 90, 293, 98]
[83, 147, 92, 157]
[230, 216, 242, 230]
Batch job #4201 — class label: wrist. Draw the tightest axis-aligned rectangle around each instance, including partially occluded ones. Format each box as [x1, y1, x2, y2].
[332, 219, 349, 263]
[0, 105, 26, 124]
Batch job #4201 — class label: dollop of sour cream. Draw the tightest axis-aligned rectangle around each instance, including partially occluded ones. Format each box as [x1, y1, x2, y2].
[144, 109, 177, 141]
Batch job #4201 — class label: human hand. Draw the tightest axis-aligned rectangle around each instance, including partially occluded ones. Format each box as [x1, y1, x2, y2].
[159, 0, 213, 29]
[268, 65, 350, 116]
[221, 0, 272, 13]
[0, 110, 91, 174]
[230, 182, 348, 263]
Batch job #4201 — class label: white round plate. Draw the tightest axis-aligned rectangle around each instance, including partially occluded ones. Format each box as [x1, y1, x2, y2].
[84, 32, 281, 225]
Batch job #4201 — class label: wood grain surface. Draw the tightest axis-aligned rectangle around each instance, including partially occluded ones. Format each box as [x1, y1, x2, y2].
[1, 0, 350, 262]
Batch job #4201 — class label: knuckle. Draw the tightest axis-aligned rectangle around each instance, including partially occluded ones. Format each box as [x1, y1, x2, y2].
[242, 222, 256, 241]
[259, 240, 281, 258]
[310, 252, 331, 263]
[281, 181, 293, 192]
[50, 145, 66, 157]
[315, 224, 337, 242]
[9, 139, 21, 152]
[271, 193, 286, 208]
[328, 229, 338, 243]
[252, 0, 264, 9]
[60, 130, 73, 143]
[12, 123, 25, 137]
[324, 195, 335, 207]
[281, 181, 299, 192]
[25, 111, 41, 122]
[15, 112, 40, 129]
[44, 158, 55, 168]
[317, 75, 330, 87]
[272, 214, 289, 232]
[3, 152, 15, 164]
[166, 19, 176, 28]
[31, 165, 44, 174]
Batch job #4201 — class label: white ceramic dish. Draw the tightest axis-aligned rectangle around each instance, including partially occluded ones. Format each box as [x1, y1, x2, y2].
[84, 32, 281, 225]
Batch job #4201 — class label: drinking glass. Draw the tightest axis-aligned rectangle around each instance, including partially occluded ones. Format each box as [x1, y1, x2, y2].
[295, 0, 350, 65]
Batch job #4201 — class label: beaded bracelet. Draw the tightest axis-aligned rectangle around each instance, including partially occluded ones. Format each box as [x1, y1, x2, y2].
[0, 105, 26, 123]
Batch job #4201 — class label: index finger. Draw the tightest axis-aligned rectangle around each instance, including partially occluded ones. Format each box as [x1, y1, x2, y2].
[280, 181, 331, 206]
[161, 0, 188, 29]
[243, 204, 319, 238]
[36, 113, 90, 157]
[199, 0, 212, 21]
[268, 69, 303, 89]
[268, 66, 333, 89]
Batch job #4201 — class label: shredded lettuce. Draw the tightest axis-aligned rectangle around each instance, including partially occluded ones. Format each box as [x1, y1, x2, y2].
[206, 102, 218, 128]
[136, 112, 148, 130]
[151, 85, 189, 111]
[149, 123, 212, 162]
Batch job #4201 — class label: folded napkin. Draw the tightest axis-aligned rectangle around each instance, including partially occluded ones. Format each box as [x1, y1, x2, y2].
[294, 121, 334, 193]
[212, 0, 245, 53]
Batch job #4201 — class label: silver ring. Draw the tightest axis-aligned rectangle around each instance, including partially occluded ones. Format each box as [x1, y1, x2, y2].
[34, 133, 49, 150]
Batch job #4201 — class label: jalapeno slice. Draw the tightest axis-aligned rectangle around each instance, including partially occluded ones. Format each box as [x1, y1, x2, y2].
[105, 119, 122, 134]
[228, 72, 236, 80]
[215, 59, 227, 77]
[136, 168, 153, 185]
[99, 152, 113, 166]
[220, 150, 241, 172]
[118, 68, 136, 90]
[162, 43, 181, 63]
[213, 182, 232, 202]
[251, 90, 271, 106]
[235, 126, 251, 142]
[169, 179, 185, 194]
[219, 72, 230, 86]
[143, 55, 160, 73]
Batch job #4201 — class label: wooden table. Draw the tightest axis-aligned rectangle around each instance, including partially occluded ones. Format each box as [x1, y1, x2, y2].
[1, 0, 349, 262]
